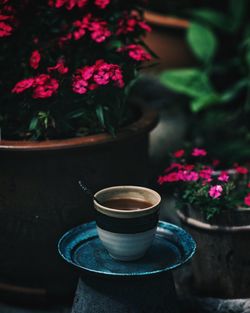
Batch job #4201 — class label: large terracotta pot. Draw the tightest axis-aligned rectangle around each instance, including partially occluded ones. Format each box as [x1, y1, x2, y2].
[0, 107, 157, 302]
[178, 206, 250, 298]
[143, 11, 195, 72]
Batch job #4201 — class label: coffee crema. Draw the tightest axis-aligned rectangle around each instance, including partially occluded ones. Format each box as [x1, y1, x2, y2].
[102, 198, 153, 211]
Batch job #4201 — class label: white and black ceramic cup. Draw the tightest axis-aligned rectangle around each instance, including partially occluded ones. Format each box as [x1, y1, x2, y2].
[94, 186, 161, 261]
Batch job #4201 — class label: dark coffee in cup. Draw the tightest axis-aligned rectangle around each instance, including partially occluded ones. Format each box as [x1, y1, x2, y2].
[102, 198, 153, 211]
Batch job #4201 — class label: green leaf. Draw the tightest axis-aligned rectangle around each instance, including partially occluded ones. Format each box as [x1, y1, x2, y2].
[96, 105, 105, 128]
[160, 68, 214, 98]
[191, 93, 221, 112]
[189, 9, 229, 31]
[108, 40, 122, 49]
[187, 22, 217, 63]
[29, 117, 39, 131]
[221, 80, 248, 103]
[229, 0, 247, 31]
[66, 109, 85, 119]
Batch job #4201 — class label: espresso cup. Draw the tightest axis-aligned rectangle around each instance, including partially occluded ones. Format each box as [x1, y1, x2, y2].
[94, 186, 161, 261]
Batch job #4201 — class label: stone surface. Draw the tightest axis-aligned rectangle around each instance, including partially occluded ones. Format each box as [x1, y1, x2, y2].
[72, 274, 179, 313]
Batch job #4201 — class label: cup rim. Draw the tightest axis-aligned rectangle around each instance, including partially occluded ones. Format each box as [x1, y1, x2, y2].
[94, 185, 161, 215]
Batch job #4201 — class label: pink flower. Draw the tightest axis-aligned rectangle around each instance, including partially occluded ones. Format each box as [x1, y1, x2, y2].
[192, 148, 207, 157]
[172, 149, 185, 158]
[30, 50, 41, 70]
[48, 58, 68, 74]
[235, 166, 249, 174]
[94, 0, 110, 9]
[72, 79, 88, 94]
[118, 44, 151, 62]
[209, 185, 223, 199]
[244, 193, 250, 207]
[218, 171, 229, 182]
[179, 170, 199, 182]
[12, 78, 34, 93]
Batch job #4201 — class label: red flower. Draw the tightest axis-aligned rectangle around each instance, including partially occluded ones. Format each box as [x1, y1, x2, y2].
[49, 0, 87, 10]
[199, 167, 212, 183]
[89, 20, 111, 43]
[12, 78, 34, 93]
[179, 170, 199, 182]
[172, 149, 185, 158]
[32, 75, 59, 98]
[235, 166, 249, 175]
[118, 44, 151, 61]
[94, 0, 110, 9]
[48, 58, 68, 74]
[12, 75, 58, 99]
[244, 193, 250, 207]
[0, 21, 12, 37]
[116, 13, 151, 35]
[72, 14, 111, 43]
[30, 50, 41, 69]
[72, 79, 88, 94]
[72, 60, 124, 94]
[158, 172, 180, 184]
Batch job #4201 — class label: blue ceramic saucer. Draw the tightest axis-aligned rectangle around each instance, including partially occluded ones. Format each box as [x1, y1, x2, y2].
[58, 221, 196, 277]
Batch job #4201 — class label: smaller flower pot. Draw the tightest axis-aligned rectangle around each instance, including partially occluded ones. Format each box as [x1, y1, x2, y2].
[94, 186, 161, 261]
[178, 206, 250, 298]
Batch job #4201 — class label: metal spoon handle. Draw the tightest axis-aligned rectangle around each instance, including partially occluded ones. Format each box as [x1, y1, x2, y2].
[78, 180, 101, 205]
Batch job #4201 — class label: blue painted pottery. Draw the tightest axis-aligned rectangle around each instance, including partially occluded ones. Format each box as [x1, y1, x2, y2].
[58, 220, 196, 277]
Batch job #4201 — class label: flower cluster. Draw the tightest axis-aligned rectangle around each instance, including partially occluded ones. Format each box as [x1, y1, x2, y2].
[49, 0, 110, 10]
[0, 1, 152, 140]
[72, 14, 111, 42]
[72, 59, 124, 94]
[116, 12, 151, 35]
[158, 148, 250, 219]
[12, 74, 59, 99]
[0, 0, 15, 37]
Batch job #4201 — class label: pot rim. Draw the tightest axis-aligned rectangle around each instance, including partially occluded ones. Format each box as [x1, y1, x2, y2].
[0, 107, 158, 151]
[177, 209, 250, 233]
[144, 10, 189, 29]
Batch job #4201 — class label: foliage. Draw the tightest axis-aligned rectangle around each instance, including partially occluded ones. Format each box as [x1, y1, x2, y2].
[158, 148, 250, 219]
[160, 0, 250, 161]
[0, 0, 152, 140]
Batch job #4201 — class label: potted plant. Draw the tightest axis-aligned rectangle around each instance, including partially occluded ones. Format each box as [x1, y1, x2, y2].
[0, 0, 157, 300]
[160, 0, 250, 162]
[158, 147, 250, 298]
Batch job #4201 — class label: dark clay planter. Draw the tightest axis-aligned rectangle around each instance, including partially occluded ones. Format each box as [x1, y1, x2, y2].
[178, 207, 250, 298]
[0, 108, 157, 302]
